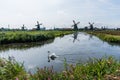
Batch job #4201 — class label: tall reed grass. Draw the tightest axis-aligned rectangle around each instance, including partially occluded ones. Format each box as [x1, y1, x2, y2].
[87, 31, 120, 43]
[0, 56, 120, 80]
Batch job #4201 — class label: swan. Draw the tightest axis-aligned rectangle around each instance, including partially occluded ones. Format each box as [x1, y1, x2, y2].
[48, 51, 58, 60]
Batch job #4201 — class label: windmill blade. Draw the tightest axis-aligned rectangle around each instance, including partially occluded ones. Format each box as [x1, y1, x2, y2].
[77, 22, 80, 24]
[23, 24, 25, 27]
[37, 21, 39, 24]
[71, 25, 74, 27]
[73, 20, 76, 24]
[40, 23, 42, 25]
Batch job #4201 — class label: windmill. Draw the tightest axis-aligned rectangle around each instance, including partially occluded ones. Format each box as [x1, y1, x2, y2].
[89, 22, 94, 30]
[35, 21, 42, 30]
[21, 24, 27, 30]
[72, 20, 80, 30]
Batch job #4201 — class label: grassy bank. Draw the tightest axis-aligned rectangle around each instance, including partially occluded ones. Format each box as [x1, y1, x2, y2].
[1, 56, 120, 80]
[0, 39, 54, 52]
[0, 31, 74, 44]
[87, 30, 120, 43]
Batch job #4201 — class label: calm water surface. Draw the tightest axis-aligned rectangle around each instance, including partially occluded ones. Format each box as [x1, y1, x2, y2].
[0, 32, 120, 72]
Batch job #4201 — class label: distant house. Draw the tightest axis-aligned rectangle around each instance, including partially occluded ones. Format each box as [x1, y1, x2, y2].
[54, 27, 72, 31]
[40, 27, 46, 30]
[84, 26, 88, 30]
[31, 28, 37, 31]
[117, 28, 120, 30]
[62, 28, 72, 30]
[0, 27, 10, 31]
[31, 27, 46, 31]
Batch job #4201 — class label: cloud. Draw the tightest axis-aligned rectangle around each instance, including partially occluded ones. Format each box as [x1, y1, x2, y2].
[97, 0, 109, 3]
[0, 0, 120, 28]
[57, 10, 68, 16]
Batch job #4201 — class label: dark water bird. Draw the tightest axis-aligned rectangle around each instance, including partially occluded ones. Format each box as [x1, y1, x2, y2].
[48, 51, 58, 62]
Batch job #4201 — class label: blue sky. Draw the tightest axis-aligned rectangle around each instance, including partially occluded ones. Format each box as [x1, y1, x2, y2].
[0, 0, 120, 29]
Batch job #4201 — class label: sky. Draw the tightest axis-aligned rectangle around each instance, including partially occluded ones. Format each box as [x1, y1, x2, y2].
[0, 0, 120, 29]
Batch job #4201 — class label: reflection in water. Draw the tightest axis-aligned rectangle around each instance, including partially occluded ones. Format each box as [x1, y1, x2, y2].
[0, 39, 54, 52]
[88, 34, 93, 40]
[105, 42, 120, 47]
[72, 32, 79, 43]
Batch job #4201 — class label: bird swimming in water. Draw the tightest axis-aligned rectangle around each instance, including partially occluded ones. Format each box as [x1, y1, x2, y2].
[48, 51, 58, 62]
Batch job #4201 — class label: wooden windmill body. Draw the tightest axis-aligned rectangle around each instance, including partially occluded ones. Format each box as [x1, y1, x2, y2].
[89, 22, 94, 30]
[72, 20, 80, 30]
[21, 24, 27, 30]
[35, 21, 42, 30]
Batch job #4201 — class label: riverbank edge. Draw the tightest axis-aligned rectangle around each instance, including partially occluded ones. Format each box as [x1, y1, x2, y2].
[86, 31, 120, 43]
[0, 31, 74, 45]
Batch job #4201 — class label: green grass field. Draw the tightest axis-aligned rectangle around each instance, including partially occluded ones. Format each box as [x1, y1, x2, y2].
[0, 31, 74, 44]
[87, 30, 120, 43]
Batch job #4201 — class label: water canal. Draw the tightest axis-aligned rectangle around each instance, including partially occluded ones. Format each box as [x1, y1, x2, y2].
[0, 32, 120, 73]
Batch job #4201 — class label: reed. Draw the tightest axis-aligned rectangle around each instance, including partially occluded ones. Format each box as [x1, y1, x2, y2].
[0, 57, 26, 80]
[87, 30, 120, 43]
[0, 56, 120, 80]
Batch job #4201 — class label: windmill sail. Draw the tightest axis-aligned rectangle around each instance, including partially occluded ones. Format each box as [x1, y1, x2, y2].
[72, 20, 80, 30]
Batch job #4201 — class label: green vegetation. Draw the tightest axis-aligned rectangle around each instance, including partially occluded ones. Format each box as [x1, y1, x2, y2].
[0, 57, 26, 80]
[0, 31, 74, 44]
[1, 56, 120, 80]
[0, 39, 54, 52]
[87, 30, 120, 43]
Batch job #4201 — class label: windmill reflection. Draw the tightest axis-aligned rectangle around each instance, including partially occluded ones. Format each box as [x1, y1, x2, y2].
[89, 34, 93, 40]
[72, 32, 79, 43]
